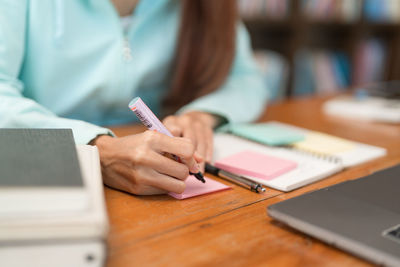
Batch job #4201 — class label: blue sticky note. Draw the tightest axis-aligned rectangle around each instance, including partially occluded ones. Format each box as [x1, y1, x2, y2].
[228, 123, 305, 146]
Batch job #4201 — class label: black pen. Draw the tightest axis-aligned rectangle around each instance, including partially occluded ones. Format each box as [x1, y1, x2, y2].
[189, 171, 205, 183]
[205, 163, 266, 193]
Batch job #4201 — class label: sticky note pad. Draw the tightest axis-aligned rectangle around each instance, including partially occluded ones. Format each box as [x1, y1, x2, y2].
[215, 150, 297, 180]
[292, 132, 355, 155]
[229, 123, 305, 146]
[169, 175, 231, 200]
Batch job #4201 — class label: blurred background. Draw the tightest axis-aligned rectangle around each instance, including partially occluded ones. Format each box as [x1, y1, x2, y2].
[241, 0, 400, 101]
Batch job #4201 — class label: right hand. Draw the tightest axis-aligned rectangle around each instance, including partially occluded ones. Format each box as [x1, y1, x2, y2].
[93, 131, 203, 195]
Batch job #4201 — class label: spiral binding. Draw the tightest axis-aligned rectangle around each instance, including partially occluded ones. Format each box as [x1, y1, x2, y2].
[285, 145, 342, 164]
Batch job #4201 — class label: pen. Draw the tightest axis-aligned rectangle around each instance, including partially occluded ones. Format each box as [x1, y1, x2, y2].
[128, 97, 205, 183]
[205, 163, 266, 193]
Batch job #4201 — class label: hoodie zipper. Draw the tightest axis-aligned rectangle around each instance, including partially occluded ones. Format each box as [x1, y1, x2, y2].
[122, 35, 133, 62]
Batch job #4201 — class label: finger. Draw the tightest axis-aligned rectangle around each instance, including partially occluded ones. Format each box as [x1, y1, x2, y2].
[179, 153, 201, 175]
[198, 161, 205, 174]
[163, 116, 182, 137]
[194, 123, 207, 172]
[194, 122, 206, 157]
[104, 166, 167, 195]
[182, 125, 197, 149]
[111, 160, 185, 194]
[180, 122, 200, 173]
[194, 151, 204, 163]
[204, 126, 214, 162]
[150, 133, 200, 174]
[132, 184, 168, 195]
[136, 150, 189, 181]
[141, 168, 186, 194]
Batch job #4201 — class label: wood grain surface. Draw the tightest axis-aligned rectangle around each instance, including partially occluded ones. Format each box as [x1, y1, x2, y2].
[105, 96, 400, 267]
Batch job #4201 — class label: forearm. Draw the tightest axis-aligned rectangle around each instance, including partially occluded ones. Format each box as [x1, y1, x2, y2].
[0, 84, 113, 144]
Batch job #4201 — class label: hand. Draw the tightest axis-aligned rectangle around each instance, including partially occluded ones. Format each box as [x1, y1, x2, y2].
[162, 111, 218, 172]
[94, 131, 203, 195]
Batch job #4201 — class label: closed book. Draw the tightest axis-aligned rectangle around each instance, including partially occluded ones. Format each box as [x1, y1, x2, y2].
[0, 129, 88, 216]
[0, 145, 108, 242]
[0, 145, 108, 267]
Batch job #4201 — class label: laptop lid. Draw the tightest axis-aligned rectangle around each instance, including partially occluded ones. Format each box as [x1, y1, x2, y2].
[268, 164, 400, 266]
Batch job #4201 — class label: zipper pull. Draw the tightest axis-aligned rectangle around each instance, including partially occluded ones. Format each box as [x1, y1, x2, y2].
[123, 36, 133, 62]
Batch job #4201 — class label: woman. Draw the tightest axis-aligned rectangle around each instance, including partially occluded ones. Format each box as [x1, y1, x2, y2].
[0, 0, 268, 195]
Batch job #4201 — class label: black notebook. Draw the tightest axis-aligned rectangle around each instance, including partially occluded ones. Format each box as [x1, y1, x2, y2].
[0, 129, 88, 215]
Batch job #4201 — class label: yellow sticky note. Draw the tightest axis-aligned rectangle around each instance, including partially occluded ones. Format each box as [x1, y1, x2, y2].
[293, 132, 354, 155]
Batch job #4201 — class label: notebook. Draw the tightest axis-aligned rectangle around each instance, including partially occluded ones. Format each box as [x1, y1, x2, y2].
[226, 123, 305, 146]
[0, 129, 88, 215]
[215, 150, 297, 180]
[213, 133, 342, 191]
[169, 175, 231, 199]
[268, 121, 387, 167]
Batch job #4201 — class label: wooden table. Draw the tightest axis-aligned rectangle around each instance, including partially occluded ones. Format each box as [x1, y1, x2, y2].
[105, 96, 400, 266]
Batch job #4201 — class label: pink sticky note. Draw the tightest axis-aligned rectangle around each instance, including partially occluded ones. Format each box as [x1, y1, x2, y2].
[215, 150, 297, 180]
[169, 175, 231, 200]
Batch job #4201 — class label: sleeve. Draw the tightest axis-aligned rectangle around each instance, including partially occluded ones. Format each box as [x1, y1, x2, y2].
[0, 0, 113, 144]
[176, 23, 270, 124]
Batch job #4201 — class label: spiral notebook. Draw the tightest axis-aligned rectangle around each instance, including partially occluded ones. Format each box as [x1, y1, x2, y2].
[214, 121, 387, 191]
[213, 133, 342, 192]
[266, 121, 387, 167]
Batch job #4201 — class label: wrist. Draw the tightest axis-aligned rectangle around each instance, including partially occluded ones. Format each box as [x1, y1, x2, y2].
[90, 135, 117, 167]
[210, 114, 228, 129]
[184, 111, 221, 128]
[89, 134, 114, 147]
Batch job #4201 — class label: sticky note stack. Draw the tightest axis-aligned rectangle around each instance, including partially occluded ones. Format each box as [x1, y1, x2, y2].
[227, 123, 305, 146]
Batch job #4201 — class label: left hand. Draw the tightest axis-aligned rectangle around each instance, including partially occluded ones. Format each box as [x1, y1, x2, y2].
[163, 111, 218, 172]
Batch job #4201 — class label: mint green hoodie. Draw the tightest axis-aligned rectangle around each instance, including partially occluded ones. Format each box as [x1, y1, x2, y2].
[0, 0, 269, 144]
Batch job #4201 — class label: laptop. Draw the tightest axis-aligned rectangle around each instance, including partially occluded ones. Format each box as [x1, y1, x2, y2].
[267, 164, 400, 266]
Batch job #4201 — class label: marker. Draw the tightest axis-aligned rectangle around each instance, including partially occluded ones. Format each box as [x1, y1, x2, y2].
[129, 97, 205, 183]
[205, 163, 266, 193]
